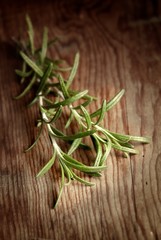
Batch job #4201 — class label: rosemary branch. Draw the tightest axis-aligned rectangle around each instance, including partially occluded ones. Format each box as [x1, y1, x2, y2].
[14, 15, 150, 207]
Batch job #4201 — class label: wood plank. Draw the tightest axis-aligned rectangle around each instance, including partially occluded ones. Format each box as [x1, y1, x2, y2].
[0, 0, 161, 239]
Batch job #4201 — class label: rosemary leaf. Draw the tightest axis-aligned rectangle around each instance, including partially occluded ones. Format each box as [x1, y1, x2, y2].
[62, 158, 107, 173]
[90, 89, 125, 118]
[72, 172, 95, 186]
[99, 140, 112, 166]
[45, 90, 88, 108]
[15, 69, 33, 78]
[26, 14, 35, 54]
[50, 126, 65, 137]
[36, 62, 53, 95]
[58, 74, 69, 99]
[20, 51, 43, 77]
[54, 163, 65, 208]
[28, 96, 39, 107]
[14, 74, 36, 99]
[36, 151, 56, 177]
[50, 127, 96, 141]
[66, 52, 79, 89]
[35, 38, 58, 54]
[67, 138, 82, 155]
[95, 100, 106, 125]
[80, 105, 92, 129]
[109, 131, 151, 143]
[65, 112, 73, 129]
[63, 153, 85, 166]
[25, 123, 43, 152]
[59, 158, 72, 184]
[112, 143, 139, 154]
[20, 61, 27, 83]
[92, 136, 103, 166]
[41, 27, 48, 64]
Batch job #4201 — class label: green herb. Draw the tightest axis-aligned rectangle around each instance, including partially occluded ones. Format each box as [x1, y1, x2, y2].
[14, 16, 150, 207]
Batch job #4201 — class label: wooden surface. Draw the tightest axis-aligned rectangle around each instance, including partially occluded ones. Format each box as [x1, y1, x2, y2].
[0, 0, 161, 239]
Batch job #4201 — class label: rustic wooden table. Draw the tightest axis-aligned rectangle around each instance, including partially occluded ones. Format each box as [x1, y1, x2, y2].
[0, 0, 161, 239]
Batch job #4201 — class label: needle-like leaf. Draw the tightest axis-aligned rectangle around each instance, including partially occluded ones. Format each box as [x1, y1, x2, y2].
[65, 112, 73, 129]
[72, 172, 95, 186]
[36, 151, 56, 177]
[95, 100, 106, 125]
[20, 61, 27, 84]
[92, 136, 103, 166]
[109, 131, 151, 143]
[26, 14, 35, 54]
[63, 158, 107, 173]
[20, 51, 43, 77]
[41, 27, 48, 64]
[25, 123, 43, 152]
[90, 89, 125, 118]
[36, 62, 53, 95]
[50, 127, 96, 141]
[66, 52, 79, 89]
[112, 143, 139, 154]
[14, 74, 36, 99]
[54, 163, 65, 208]
[99, 140, 111, 166]
[67, 138, 82, 155]
[45, 90, 88, 108]
[80, 105, 91, 129]
[58, 74, 69, 99]
[15, 69, 33, 78]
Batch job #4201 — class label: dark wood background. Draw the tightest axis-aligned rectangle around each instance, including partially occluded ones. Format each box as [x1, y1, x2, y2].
[0, 0, 161, 239]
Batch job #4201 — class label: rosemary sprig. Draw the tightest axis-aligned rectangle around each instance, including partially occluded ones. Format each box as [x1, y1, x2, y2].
[14, 16, 150, 207]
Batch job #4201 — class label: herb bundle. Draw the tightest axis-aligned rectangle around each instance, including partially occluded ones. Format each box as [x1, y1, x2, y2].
[14, 16, 150, 207]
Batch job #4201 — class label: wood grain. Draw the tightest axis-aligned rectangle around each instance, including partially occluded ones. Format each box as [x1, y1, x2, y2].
[0, 0, 161, 239]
